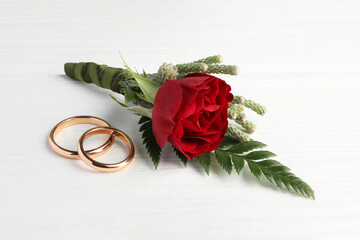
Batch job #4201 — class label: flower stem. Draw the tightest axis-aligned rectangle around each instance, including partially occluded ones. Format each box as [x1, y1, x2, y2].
[64, 62, 152, 108]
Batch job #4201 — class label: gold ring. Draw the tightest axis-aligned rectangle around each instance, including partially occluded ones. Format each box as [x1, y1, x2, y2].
[77, 127, 135, 172]
[49, 116, 114, 159]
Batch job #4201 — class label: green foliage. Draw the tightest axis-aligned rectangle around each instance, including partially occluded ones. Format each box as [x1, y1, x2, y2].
[215, 150, 233, 175]
[138, 116, 161, 169]
[243, 98, 266, 115]
[218, 134, 241, 149]
[244, 150, 276, 160]
[226, 140, 267, 153]
[231, 155, 245, 174]
[173, 147, 189, 167]
[196, 152, 212, 175]
[118, 81, 138, 104]
[211, 137, 314, 199]
[110, 95, 152, 118]
[120, 53, 160, 103]
[193, 55, 223, 64]
[109, 94, 128, 107]
[245, 159, 314, 198]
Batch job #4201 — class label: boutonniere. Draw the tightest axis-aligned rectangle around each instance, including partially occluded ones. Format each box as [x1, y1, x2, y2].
[64, 53, 314, 199]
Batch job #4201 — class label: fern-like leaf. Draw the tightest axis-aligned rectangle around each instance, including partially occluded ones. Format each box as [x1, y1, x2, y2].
[118, 81, 138, 104]
[216, 137, 314, 199]
[244, 150, 276, 160]
[231, 155, 245, 174]
[138, 116, 161, 169]
[244, 159, 315, 199]
[197, 152, 212, 175]
[215, 150, 233, 175]
[247, 160, 262, 180]
[173, 146, 189, 167]
[218, 135, 240, 149]
[227, 139, 267, 153]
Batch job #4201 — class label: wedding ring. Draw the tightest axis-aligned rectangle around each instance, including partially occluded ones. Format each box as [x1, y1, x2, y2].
[49, 116, 114, 159]
[77, 127, 134, 172]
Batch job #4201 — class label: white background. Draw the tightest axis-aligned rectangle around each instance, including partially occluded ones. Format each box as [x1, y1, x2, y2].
[0, 0, 359, 239]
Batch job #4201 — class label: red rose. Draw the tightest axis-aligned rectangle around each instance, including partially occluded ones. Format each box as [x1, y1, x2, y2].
[152, 73, 233, 159]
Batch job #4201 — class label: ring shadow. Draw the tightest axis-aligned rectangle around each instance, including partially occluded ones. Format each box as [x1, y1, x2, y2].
[45, 136, 99, 173]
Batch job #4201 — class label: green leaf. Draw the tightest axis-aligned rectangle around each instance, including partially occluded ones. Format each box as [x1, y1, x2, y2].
[142, 68, 148, 78]
[227, 140, 267, 154]
[110, 94, 152, 118]
[256, 160, 291, 172]
[215, 150, 232, 174]
[109, 94, 127, 107]
[247, 159, 315, 199]
[118, 81, 138, 104]
[138, 116, 150, 124]
[197, 152, 212, 175]
[231, 155, 245, 174]
[138, 116, 162, 169]
[119, 52, 160, 103]
[126, 106, 152, 118]
[210, 135, 314, 198]
[173, 146, 189, 167]
[218, 135, 240, 150]
[247, 160, 262, 180]
[244, 150, 276, 160]
[136, 93, 150, 102]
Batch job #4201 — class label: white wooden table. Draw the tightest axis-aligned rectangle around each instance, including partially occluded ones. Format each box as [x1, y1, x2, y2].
[0, 0, 359, 239]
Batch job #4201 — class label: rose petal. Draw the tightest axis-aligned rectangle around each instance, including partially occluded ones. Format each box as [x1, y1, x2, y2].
[204, 104, 220, 112]
[152, 80, 183, 147]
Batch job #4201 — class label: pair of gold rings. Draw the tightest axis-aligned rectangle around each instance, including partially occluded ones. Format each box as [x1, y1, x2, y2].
[49, 116, 134, 172]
